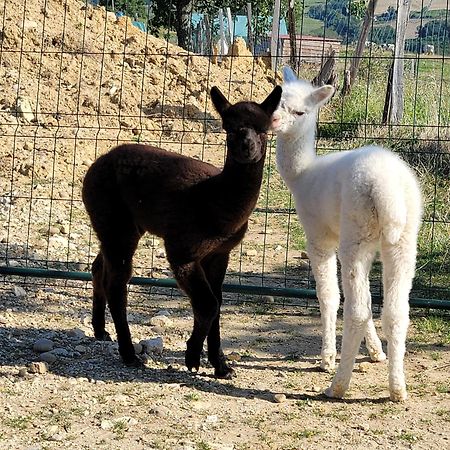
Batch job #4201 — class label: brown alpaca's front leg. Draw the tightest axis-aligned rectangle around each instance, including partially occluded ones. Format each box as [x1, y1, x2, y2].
[203, 253, 234, 379]
[172, 261, 224, 376]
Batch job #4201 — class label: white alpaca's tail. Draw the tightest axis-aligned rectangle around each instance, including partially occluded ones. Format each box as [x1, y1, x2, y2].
[370, 163, 412, 246]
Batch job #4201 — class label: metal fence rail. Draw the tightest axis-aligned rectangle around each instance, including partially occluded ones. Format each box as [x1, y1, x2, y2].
[0, 0, 449, 308]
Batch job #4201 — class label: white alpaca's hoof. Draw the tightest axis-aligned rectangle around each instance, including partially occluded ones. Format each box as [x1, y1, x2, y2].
[369, 350, 387, 363]
[390, 388, 407, 402]
[324, 384, 345, 399]
[319, 355, 336, 373]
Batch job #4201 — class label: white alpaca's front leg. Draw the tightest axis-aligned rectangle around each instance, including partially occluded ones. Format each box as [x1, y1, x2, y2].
[325, 247, 374, 399]
[308, 247, 340, 372]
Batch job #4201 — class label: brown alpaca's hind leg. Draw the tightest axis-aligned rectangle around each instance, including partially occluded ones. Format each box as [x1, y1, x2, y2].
[92, 253, 111, 341]
[203, 253, 234, 379]
[96, 223, 142, 366]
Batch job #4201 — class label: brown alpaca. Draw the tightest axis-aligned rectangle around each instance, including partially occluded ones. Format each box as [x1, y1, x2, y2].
[82, 86, 282, 378]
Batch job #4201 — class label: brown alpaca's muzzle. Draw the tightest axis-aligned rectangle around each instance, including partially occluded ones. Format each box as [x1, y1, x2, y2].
[228, 128, 266, 164]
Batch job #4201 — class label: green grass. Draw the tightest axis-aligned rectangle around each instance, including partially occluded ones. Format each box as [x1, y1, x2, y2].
[398, 432, 420, 443]
[3, 415, 32, 430]
[413, 316, 450, 345]
[291, 429, 320, 439]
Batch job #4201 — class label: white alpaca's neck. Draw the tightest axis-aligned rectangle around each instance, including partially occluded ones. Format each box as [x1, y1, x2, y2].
[276, 126, 317, 184]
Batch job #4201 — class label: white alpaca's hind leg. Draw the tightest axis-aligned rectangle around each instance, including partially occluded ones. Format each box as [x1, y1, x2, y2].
[381, 238, 416, 402]
[325, 240, 375, 398]
[308, 246, 340, 372]
[365, 319, 386, 362]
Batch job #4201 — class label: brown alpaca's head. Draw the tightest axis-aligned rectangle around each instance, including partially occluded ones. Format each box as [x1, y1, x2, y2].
[210, 86, 282, 164]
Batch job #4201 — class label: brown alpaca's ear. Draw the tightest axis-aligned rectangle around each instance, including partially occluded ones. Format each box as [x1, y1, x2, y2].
[260, 85, 282, 116]
[210, 86, 231, 116]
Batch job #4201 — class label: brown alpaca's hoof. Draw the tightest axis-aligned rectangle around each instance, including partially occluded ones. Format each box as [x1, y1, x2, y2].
[214, 365, 235, 379]
[95, 331, 112, 341]
[123, 355, 144, 368]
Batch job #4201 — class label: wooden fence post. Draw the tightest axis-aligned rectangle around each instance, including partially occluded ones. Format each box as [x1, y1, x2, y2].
[287, 0, 298, 71]
[348, 0, 378, 88]
[247, 3, 254, 53]
[384, 0, 412, 124]
[271, 0, 281, 71]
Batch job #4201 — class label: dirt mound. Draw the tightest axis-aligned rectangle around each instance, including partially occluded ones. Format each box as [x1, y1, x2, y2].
[0, 0, 288, 273]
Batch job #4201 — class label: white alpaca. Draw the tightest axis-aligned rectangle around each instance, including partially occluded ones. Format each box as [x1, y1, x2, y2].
[272, 67, 422, 401]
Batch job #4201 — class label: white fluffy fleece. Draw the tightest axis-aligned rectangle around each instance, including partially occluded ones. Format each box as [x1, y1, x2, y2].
[272, 67, 423, 401]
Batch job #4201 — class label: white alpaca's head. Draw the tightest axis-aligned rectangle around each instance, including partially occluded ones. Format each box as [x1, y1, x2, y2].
[271, 67, 335, 138]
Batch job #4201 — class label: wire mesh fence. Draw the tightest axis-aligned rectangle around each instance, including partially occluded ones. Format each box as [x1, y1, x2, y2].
[0, 0, 449, 308]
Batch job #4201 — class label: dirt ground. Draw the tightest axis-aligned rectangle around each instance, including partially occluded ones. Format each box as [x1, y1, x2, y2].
[0, 280, 449, 450]
[1, 1, 449, 449]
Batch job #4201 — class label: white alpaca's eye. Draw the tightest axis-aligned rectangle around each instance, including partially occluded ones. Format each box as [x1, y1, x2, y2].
[295, 111, 305, 117]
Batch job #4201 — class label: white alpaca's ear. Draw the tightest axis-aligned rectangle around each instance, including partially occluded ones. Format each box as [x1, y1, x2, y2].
[307, 85, 335, 108]
[283, 66, 298, 83]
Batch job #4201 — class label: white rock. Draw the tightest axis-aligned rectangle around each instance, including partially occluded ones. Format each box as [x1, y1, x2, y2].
[156, 309, 171, 317]
[155, 248, 166, 258]
[16, 96, 35, 122]
[140, 337, 164, 355]
[67, 328, 85, 339]
[149, 315, 173, 327]
[13, 286, 27, 297]
[28, 361, 48, 374]
[206, 415, 218, 423]
[33, 338, 54, 352]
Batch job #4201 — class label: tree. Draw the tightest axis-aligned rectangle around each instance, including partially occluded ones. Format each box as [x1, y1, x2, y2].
[148, 0, 275, 50]
[98, 0, 148, 20]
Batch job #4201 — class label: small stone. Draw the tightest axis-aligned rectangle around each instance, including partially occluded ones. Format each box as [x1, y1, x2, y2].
[312, 385, 321, 393]
[51, 348, 69, 357]
[67, 328, 85, 339]
[48, 226, 60, 236]
[140, 337, 164, 355]
[227, 352, 241, 362]
[28, 361, 48, 374]
[155, 248, 166, 258]
[262, 295, 274, 304]
[39, 352, 57, 363]
[33, 338, 54, 352]
[13, 285, 27, 297]
[23, 141, 33, 151]
[149, 315, 173, 327]
[156, 309, 171, 317]
[300, 251, 309, 259]
[206, 415, 218, 423]
[75, 345, 86, 353]
[243, 249, 257, 257]
[275, 245, 283, 252]
[18, 368, 28, 377]
[273, 393, 286, 403]
[133, 343, 143, 354]
[151, 325, 165, 334]
[100, 419, 113, 430]
[358, 361, 371, 373]
[59, 224, 69, 235]
[150, 405, 169, 417]
[132, 128, 140, 135]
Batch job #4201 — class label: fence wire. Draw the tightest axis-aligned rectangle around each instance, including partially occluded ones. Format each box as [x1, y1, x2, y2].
[0, 0, 449, 308]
